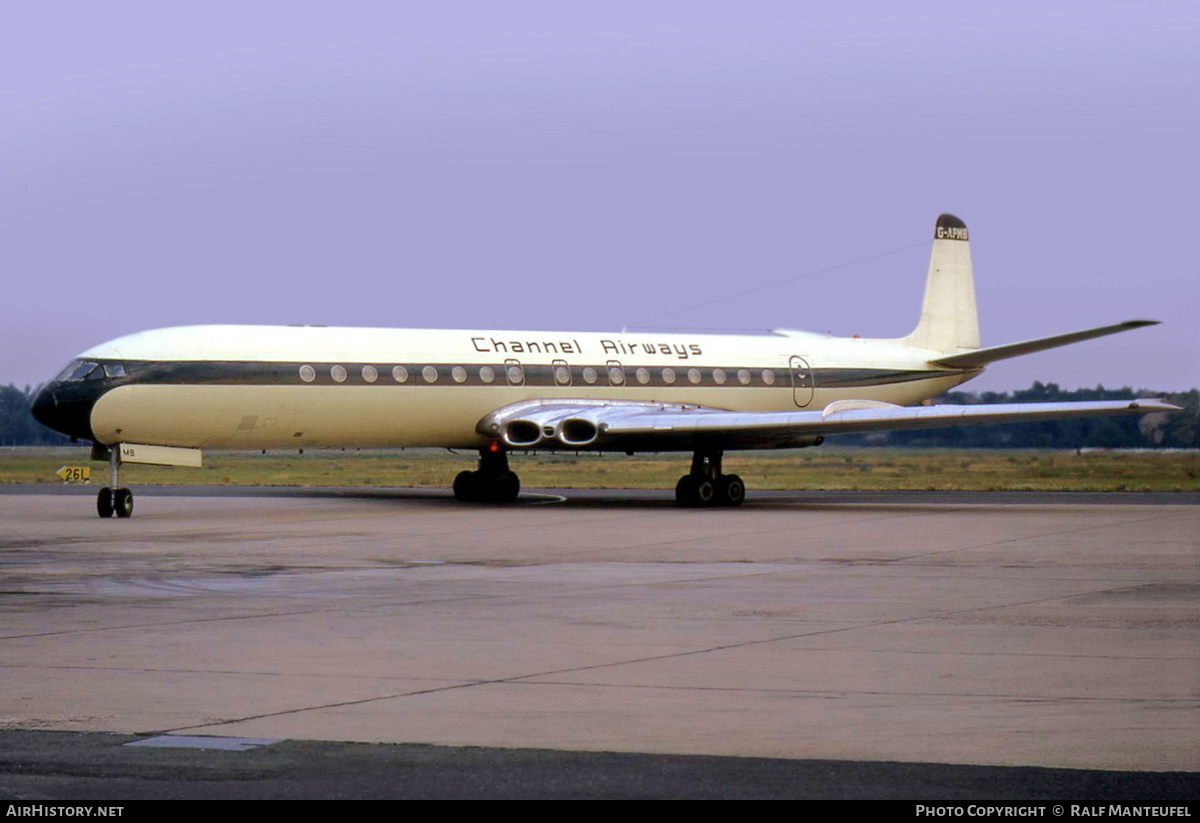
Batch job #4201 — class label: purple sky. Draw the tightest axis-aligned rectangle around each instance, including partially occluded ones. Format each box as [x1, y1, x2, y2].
[4, 2, 1197, 393]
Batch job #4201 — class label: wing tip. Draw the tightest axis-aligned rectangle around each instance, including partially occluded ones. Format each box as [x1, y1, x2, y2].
[1131, 398, 1181, 413]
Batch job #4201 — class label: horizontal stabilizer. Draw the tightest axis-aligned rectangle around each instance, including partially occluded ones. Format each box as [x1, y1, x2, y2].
[928, 321, 1159, 369]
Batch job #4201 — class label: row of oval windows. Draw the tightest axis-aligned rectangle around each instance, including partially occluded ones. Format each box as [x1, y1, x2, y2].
[298, 364, 782, 386]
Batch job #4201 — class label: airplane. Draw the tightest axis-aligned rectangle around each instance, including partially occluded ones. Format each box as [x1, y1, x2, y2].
[31, 214, 1177, 518]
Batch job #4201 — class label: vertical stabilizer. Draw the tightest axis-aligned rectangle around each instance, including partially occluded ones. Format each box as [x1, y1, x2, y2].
[904, 214, 980, 354]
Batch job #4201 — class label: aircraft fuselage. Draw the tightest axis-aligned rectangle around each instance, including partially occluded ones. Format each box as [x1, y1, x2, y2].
[34, 324, 974, 452]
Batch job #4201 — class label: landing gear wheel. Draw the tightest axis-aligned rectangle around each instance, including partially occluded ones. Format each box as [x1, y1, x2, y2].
[97, 487, 114, 518]
[676, 450, 746, 508]
[675, 475, 699, 507]
[718, 474, 745, 507]
[114, 488, 134, 518]
[453, 470, 480, 502]
[491, 470, 520, 503]
[453, 451, 521, 504]
[676, 475, 718, 507]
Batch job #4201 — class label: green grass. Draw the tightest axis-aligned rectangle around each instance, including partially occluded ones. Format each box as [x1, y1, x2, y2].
[3, 446, 1198, 493]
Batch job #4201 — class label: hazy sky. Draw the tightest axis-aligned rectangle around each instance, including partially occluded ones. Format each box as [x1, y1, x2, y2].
[3, 1, 1197, 393]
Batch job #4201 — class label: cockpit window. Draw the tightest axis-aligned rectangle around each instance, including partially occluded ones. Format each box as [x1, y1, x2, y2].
[54, 361, 124, 382]
[67, 361, 98, 381]
[55, 360, 82, 381]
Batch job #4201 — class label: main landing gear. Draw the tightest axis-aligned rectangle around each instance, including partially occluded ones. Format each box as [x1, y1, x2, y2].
[676, 449, 745, 508]
[451, 444, 743, 508]
[454, 445, 521, 503]
[96, 447, 133, 518]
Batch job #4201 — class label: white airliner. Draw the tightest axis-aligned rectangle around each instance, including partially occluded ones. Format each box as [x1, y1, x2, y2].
[32, 214, 1175, 517]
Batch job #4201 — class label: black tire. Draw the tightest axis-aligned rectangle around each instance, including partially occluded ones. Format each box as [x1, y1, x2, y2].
[694, 479, 716, 507]
[719, 474, 746, 507]
[114, 488, 134, 518]
[675, 475, 697, 507]
[493, 471, 520, 503]
[453, 470, 479, 502]
[97, 487, 113, 518]
[455, 470, 520, 503]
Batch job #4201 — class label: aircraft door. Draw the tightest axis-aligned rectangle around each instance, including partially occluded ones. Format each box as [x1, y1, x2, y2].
[790, 356, 814, 408]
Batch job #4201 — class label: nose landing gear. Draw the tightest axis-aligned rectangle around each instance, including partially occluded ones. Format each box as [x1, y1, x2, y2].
[95, 446, 134, 518]
[97, 486, 133, 518]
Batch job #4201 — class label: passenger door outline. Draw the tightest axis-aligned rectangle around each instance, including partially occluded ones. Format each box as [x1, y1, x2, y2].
[790, 356, 814, 408]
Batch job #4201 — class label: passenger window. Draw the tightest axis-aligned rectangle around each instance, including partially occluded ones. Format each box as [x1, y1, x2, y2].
[607, 361, 625, 385]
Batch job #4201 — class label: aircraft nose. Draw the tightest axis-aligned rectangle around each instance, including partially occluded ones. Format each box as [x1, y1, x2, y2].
[30, 381, 95, 441]
[30, 385, 57, 429]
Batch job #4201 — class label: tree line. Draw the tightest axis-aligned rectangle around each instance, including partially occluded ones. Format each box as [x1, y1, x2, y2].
[2, 381, 1196, 449]
[0, 385, 69, 446]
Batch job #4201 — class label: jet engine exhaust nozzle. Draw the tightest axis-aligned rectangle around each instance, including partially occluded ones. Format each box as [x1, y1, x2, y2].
[557, 419, 598, 447]
[503, 421, 542, 447]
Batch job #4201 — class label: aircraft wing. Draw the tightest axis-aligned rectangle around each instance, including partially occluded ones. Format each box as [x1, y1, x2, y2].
[478, 397, 1180, 452]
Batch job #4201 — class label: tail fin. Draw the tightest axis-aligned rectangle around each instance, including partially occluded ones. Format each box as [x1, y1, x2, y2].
[904, 213, 980, 354]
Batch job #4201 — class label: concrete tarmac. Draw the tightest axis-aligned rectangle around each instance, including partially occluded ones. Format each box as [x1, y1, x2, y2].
[1, 487, 1197, 798]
